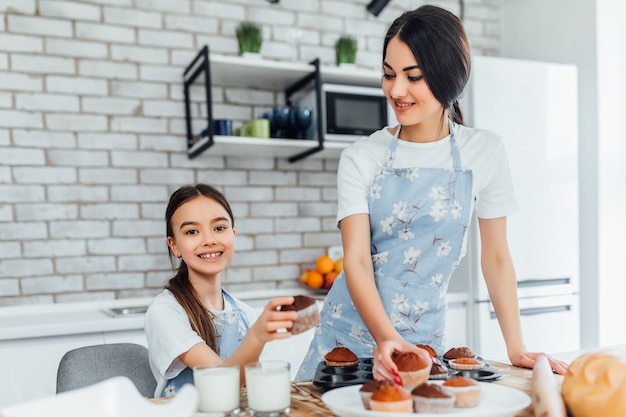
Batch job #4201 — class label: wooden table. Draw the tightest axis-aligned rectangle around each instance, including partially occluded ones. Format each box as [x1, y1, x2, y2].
[207, 360, 554, 417]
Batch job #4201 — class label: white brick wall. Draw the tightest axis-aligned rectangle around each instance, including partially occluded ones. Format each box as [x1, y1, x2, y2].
[0, 0, 501, 306]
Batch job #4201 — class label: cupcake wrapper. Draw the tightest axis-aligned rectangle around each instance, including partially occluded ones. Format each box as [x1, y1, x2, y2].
[398, 368, 431, 390]
[370, 398, 414, 413]
[413, 395, 455, 413]
[442, 385, 481, 408]
[291, 305, 320, 335]
[359, 392, 373, 410]
[448, 359, 485, 371]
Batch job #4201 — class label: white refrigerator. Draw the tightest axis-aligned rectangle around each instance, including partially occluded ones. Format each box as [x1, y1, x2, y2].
[453, 56, 580, 360]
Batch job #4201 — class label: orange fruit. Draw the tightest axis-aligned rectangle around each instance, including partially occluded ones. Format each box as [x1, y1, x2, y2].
[316, 255, 335, 275]
[299, 269, 310, 284]
[334, 257, 343, 273]
[323, 271, 339, 289]
[305, 270, 324, 289]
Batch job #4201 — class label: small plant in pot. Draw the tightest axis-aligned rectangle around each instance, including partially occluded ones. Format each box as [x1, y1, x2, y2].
[335, 35, 357, 67]
[236, 21, 263, 57]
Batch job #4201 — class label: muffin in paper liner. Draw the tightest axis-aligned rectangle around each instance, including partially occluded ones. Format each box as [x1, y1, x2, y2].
[443, 376, 481, 408]
[411, 383, 455, 413]
[369, 383, 413, 413]
[359, 380, 385, 410]
[392, 351, 432, 390]
[429, 358, 450, 380]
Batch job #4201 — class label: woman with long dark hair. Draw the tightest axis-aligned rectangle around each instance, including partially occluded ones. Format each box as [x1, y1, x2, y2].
[298, 5, 567, 381]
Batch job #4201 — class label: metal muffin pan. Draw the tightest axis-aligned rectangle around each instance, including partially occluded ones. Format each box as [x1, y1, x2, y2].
[438, 356, 502, 381]
[451, 367, 502, 381]
[313, 355, 501, 390]
[312, 358, 374, 390]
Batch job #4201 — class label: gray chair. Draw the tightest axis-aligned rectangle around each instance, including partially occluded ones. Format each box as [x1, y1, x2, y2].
[56, 343, 157, 398]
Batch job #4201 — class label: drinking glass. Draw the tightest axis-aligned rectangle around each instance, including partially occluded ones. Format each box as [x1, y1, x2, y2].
[193, 364, 240, 416]
[245, 361, 291, 417]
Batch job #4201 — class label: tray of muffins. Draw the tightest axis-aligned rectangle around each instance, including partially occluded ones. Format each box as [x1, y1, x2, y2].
[313, 345, 501, 391]
[319, 346, 530, 416]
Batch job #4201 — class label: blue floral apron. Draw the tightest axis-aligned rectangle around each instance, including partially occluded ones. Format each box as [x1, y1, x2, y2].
[297, 121, 473, 380]
[160, 290, 250, 396]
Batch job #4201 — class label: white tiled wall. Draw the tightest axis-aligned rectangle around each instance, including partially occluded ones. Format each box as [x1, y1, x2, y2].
[0, 0, 501, 306]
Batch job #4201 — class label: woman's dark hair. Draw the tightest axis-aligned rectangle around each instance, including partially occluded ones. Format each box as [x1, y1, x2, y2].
[164, 183, 235, 353]
[383, 5, 470, 125]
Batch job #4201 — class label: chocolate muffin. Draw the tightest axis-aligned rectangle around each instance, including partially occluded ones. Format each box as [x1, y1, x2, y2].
[429, 358, 449, 380]
[417, 343, 438, 357]
[279, 294, 320, 335]
[324, 347, 358, 367]
[411, 383, 455, 413]
[443, 346, 477, 360]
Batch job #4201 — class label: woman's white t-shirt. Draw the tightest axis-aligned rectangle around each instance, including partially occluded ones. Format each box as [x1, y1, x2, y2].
[337, 124, 518, 225]
[144, 289, 258, 397]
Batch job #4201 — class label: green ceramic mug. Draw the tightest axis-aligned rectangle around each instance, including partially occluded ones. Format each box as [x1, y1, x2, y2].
[240, 118, 270, 138]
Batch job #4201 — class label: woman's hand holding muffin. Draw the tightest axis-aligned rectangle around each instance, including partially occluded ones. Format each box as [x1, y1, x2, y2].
[373, 338, 432, 385]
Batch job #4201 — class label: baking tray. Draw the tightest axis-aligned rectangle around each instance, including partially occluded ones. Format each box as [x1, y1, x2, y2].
[312, 358, 374, 390]
[312, 355, 501, 391]
[439, 356, 502, 382]
[450, 367, 502, 381]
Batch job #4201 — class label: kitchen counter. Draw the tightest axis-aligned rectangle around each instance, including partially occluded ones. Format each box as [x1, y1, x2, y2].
[0, 290, 467, 342]
[0, 289, 317, 342]
[150, 360, 544, 417]
[0, 300, 148, 341]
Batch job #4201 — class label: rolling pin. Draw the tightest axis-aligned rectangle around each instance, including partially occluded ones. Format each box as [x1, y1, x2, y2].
[531, 355, 567, 417]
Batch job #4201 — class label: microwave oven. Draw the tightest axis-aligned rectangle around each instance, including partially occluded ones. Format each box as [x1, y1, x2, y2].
[297, 83, 397, 142]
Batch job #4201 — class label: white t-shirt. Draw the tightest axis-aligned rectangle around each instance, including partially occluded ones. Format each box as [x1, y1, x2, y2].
[144, 289, 258, 397]
[337, 124, 518, 225]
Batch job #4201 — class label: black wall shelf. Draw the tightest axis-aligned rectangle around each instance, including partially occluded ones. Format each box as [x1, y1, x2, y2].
[182, 46, 382, 162]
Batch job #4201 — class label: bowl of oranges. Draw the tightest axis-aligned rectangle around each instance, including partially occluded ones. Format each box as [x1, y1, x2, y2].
[299, 248, 343, 293]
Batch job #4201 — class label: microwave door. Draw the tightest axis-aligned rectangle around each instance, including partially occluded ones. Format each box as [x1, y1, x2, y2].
[325, 91, 388, 141]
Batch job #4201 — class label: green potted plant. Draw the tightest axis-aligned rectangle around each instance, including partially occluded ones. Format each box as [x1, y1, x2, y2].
[236, 21, 263, 57]
[335, 35, 357, 67]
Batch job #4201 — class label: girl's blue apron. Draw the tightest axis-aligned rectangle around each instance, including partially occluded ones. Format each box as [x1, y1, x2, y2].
[160, 290, 250, 396]
[297, 121, 473, 380]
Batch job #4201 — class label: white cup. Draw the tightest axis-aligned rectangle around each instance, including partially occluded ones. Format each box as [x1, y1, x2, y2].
[193, 364, 240, 416]
[244, 361, 291, 417]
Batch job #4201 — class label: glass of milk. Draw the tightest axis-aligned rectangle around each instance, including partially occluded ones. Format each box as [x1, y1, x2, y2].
[244, 361, 291, 417]
[193, 364, 240, 416]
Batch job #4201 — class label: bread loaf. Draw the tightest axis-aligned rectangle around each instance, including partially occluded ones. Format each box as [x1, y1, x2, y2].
[561, 352, 626, 417]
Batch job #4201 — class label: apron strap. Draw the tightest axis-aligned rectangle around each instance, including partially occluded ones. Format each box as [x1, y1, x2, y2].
[385, 120, 464, 171]
[448, 120, 463, 171]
